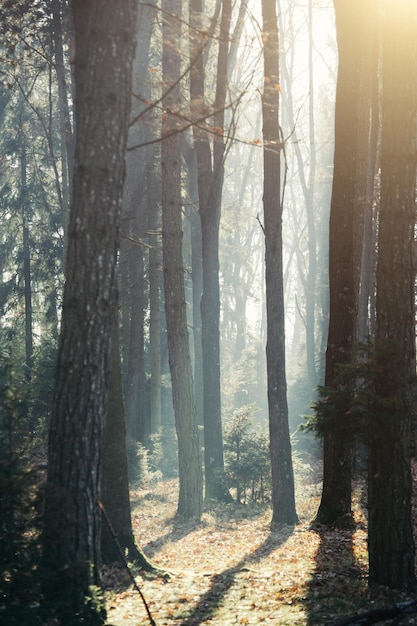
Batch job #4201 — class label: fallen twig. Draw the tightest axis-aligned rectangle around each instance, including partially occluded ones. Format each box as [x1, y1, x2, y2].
[98, 499, 157, 626]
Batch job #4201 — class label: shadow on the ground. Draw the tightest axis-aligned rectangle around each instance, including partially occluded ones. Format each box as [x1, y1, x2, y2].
[140, 501, 271, 559]
[178, 523, 295, 626]
[141, 515, 203, 558]
[304, 521, 365, 625]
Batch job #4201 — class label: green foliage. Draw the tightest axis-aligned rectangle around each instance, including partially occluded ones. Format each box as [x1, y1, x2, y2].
[126, 435, 149, 486]
[127, 426, 179, 487]
[41, 572, 106, 626]
[0, 357, 43, 623]
[148, 425, 179, 479]
[224, 405, 271, 504]
[302, 340, 415, 443]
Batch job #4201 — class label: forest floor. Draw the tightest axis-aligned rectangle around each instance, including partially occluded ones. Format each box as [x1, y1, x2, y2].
[102, 457, 417, 626]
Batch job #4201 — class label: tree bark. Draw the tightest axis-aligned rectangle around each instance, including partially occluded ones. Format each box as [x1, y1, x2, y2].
[316, 0, 376, 525]
[368, 0, 417, 591]
[261, 0, 298, 526]
[41, 2, 137, 622]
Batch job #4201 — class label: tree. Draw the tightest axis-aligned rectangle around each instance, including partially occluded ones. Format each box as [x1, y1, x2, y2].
[101, 294, 164, 574]
[189, 0, 233, 502]
[121, 3, 158, 444]
[161, 0, 203, 519]
[368, 0, 417, 591]
[41, 2, 137, 622]
[315, 0, 376, 525]
[261, 0, 298, 526]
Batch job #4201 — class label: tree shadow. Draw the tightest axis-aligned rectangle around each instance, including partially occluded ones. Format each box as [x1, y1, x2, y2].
[179, 523, 295, 626]
[141, 515, 203, 558]
[141, 501, 272, 558]
[304, 521, 366, 625]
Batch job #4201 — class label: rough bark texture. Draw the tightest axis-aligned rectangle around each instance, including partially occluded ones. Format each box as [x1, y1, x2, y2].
[316, 0, 375, 525]
[100, 301, 135, 564]
[41, 2, 137, 622]
[261, 0, 298, 526]
[368, 0, 417, 591]
[162, 0, 203, 519]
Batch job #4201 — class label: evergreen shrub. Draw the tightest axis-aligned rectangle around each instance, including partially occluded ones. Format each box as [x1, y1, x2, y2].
[224, 405, 271, 504]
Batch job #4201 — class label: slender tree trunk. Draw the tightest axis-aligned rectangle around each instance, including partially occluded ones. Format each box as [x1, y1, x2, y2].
[19, 123, 33, 386]
[51, 0, 74, 240]
[368, 0, 417, 591]
[148, 161, 162, 434]
[162, 0, 203, 519]
[261, 0, 298, 526]
[189, 0, 232, 501]
[121, 3, 157, 443]
[41, 3, 137, 622]
[182, 141, 204, 428]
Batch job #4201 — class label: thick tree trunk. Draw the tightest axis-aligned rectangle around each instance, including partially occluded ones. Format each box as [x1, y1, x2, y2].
[41, 2, 137, 622]
[261, 0, 298, 527]
[368, 0, 417, 591]
[316, 0, 376, 525]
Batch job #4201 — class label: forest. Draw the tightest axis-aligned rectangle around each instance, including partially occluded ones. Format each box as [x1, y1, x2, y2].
[1, 0, 417, 624]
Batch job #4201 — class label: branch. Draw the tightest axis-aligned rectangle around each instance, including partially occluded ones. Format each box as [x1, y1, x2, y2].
[97, 499, 156, 626]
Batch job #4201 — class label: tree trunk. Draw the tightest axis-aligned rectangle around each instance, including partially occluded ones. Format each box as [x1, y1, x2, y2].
[41, 2, 137, 622]
[261, 0, 298, 527]
[19, 122, 33, 386]
[148, 168, 162, 434]
[316, 0, 376, 525]
[182, 140, 204, 429]
[51, 0, 74, 241]
[121, 3, 156, 443]
[368, 0, 417, 591]
[189, 0, 232, 502]
[161, 0, 203, 519]
[101, 295, 164, 574]
[101, 297, 136, 564]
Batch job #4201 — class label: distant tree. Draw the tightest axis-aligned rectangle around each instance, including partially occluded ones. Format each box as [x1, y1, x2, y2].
[261, 0, 298, 526]
[41, 2, 137, 622]
[121, 3, 157, 444]
[368, 0, 417, 591]
[50, 0, 74, 238]
[189, 0, 233, 502]
[161, 0, 203, 518]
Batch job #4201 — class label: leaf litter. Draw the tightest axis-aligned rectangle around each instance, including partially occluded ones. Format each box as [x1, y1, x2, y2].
[103, 460, 417, 625]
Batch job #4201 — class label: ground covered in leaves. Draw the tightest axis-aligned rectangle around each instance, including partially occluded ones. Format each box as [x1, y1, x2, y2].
[103, 459, 417, 626]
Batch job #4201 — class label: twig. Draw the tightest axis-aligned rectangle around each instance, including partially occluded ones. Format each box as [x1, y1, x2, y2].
[97, 499, 157, 626]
